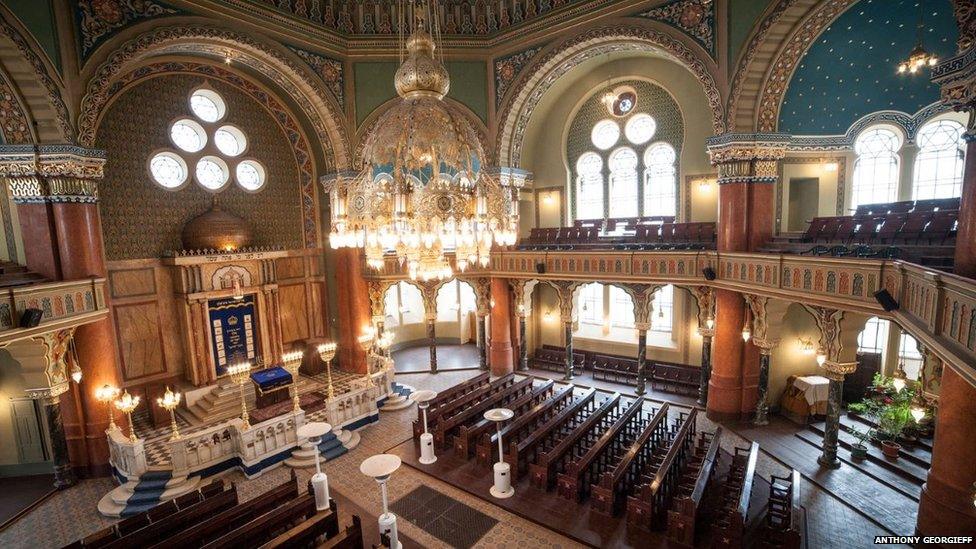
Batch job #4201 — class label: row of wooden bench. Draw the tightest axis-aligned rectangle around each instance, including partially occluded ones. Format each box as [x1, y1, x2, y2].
[799, 211, 958, 245]
[65, 472, 365, 549]
[518, 222, 717, 251]
[530, 346, 701, 396]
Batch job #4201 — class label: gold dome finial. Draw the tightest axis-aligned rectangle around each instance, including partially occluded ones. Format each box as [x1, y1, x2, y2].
[394, 10, 450, 99]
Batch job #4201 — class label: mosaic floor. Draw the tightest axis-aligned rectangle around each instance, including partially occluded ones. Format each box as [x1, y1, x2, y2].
[0, 367, 908, 548]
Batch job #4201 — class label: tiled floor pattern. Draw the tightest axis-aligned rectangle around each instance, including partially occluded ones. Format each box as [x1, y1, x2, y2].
[391, 485, 498, 549]
[0, 368, 908, 548]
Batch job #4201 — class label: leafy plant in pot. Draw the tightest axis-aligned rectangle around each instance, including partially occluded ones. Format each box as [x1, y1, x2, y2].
[877, 407, 910, 459]
[849, 427, 872, 461]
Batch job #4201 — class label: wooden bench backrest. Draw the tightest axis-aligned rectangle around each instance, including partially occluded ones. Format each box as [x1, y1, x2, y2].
[689, 426, 722, 504]
[156, 472, 299, 548]
[514, 388, 596, 453]
[540, 393, 620, 466]
[495, 383, 574, 443]
[735, 442, 760, 521]
[104, 486, 239, 549]
[201, 493, 319, 549]
[599, 403, 669, 489]
[432, 373, 514, 422]
[440, 377, 533, 432]
[314, 515, 364, 549]
[646, 408, 699, 497]
[257, 502, 341, 549]
[569, 398, 644, 476]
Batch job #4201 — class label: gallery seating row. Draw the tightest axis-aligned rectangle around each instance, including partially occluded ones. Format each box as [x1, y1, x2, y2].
[801, 210, 958, 245]
[531, 346, 701, 396]
[573, 216, 677, 231]
[853, 197, 959, 215]
[65, 472, 364, 549]
[517, 222, 717, 251]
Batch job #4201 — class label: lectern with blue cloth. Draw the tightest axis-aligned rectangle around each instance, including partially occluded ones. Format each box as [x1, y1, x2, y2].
[251, 366, 293, 409]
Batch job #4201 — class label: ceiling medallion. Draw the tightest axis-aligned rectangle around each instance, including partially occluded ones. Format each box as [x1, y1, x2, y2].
[326, 3, 518, 281]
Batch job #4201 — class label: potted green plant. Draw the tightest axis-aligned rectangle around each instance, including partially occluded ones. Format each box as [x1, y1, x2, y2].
[877, 404, 911, 459]
[849, 427, 872, 460]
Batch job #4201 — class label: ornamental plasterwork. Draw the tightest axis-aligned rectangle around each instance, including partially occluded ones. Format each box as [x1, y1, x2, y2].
[97, 61, 319, 247]
[465, 277, 491, 316]
[287, 46, 345, 107]
[77, 25, 350, 170]
[754, 0, 858, 132]
[494, 45, 544, 108]
[0, 70, 33, 144]
[619, 283, 661, 330]
[952, 0, 976, 53]
[74, 0, 178, 59]
[634, 0, 715, 57]
[367, 280, 392, 321]
[551, 280, 582, 323]
[690, 285, 712, 331]
[805, 306, 845, 362]
[0, 15, 72, 141]
[32, 329, 76, 400]
[496, 24, 724, 167]
[417, 280, 447, 323]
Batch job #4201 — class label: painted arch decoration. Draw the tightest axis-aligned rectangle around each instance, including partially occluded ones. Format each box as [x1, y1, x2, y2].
[495, 23, 724, 168]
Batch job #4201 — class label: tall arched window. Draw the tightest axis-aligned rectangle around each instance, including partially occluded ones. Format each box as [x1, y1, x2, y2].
[579, 283, 603, 325]
[898, 333, 923, 380]
[576, 153, 604, 220]
[383, 282, 423, 327]
[650, 285, 674, 334]
[609, 286, 635, 328]
[913, 119, 965, 200]
[608, 147, 639, 218]
[857, 316, 890, 355]
[643, 143, 677, 217]
[852, 127, 901, 208]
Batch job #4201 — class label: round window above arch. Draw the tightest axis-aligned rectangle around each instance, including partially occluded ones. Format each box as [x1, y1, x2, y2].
[591, 119, 620, 150]
[196, 156, 230, 191]
[624, 114, 656, 145]
[189, 88, 227, 123]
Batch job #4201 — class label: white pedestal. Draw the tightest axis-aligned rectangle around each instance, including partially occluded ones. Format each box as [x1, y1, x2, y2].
[311, 472, 330, 511]
[378, 512, 402, 549]
[419, 432, 437, 465]
[490, 461, 514, 498]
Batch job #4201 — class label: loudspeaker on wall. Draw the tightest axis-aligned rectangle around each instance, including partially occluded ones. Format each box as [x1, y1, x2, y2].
[702, 267, 716, 281]
[19, 308, 43, 328]
[536, 262, 546, 274]
[873, 289, 899, 312]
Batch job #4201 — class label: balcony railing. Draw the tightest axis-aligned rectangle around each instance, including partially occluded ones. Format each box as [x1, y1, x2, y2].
[0, 277, 109, 345]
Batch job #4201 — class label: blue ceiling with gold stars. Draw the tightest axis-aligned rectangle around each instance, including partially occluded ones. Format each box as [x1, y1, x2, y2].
[778, 0, 958, 135]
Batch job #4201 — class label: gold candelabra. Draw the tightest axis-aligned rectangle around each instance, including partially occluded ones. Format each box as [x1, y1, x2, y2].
[281, 350, 304, 413]
[227, 362, 252, 430]
[317, 342, 338, 400]
[358, 331, 375, 388]
[155, 386, 182, 441]
[95, 384, 120, 431]
[114, 390, 141, 443]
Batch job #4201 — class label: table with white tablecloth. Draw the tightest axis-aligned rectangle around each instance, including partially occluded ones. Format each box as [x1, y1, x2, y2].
[780, 374, 830, 422]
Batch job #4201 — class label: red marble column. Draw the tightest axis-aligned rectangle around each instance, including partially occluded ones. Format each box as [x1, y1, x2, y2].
[707, 289, 745, 421]
[51, 202, 121, 472]
[718, 183, 749, 252]
[917, 367, 976, 538]
[489, 277, 514, 376]
[335, 248, 370, 374]
[746, 183, 775, 252]
[953, 138, 976, 279]
[17, 203, 62, 279]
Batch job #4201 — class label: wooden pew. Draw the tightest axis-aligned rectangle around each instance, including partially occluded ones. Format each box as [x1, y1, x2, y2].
[626, 408, 699, 530]
[154, 472, 300, 548]
[711, 441, 759, 548]
[201, 491, 322, 548]
[314, 515, 364, 549]
[508, 388, 597, 477]
[454, 380, 554, 458]
[257, 502, 345, 549]
[412, 372, 490, 437]
[666, 427, 723, 546]
[591, 403, 670, 516]
[529, 393, 621, 490]
[101, 484, 240, 549]
[432, 376, 533, 448]
[759, 469, 803, 549]
[557, 398, 646, 501]
[414, 373, 514, 439]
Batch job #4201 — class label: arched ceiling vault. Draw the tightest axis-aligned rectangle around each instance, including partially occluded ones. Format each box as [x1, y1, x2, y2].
[77, 21, 351, 170]
[0, 5, 72, 144]
[495, 19, 723, 168]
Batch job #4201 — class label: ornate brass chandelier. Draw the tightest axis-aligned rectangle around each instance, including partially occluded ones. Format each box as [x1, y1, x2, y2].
[897, 2, 939, 75]
[325, 2, 518, 281]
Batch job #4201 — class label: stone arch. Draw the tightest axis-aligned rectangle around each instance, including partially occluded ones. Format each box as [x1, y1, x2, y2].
[0, 6, 72, 143]
[355, 96, 491, 167]
[727, 0, 858, 132]
[495, 23, 724, 168]
[94, 60, 322, 248]
[77, 24, 351, 170]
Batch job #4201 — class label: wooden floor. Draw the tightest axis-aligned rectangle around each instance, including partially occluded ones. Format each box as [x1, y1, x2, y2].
[389, 435, 770, 548]
[392, 344, 481, 373]
[0, 474, 54, 531]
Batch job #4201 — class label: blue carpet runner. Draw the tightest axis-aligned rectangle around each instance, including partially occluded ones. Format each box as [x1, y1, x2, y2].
[317, 431, 348, 460]
[121, 470, 173, 517]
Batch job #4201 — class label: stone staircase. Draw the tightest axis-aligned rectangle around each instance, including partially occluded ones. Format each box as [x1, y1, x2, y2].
[284, 427, 361, 469]
[378, 381, 415, 411]
[97, 469, 202, 518]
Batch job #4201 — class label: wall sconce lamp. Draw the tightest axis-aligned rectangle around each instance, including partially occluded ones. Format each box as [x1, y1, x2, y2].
[797, 338, 815, 355]
[741, 308, 752, 342]
[822, 162, 838, 172]
[542, 192, 555, 205]
[697, 179, 712, 191]
[706, 317, 714, 330]
[543, 310, 553, 322]
[816, 348, 827, 366]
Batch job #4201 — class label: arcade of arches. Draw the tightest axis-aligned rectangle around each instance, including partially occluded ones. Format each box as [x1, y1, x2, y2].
[0, 1, 975, 548]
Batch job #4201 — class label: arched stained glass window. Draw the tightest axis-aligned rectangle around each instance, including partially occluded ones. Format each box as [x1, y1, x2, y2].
[852, 127, 901, 208]
[608, 147, 639, 218]
[643, 143, 677, 217]
[913, 120, 965, 200]
[576, 153, 604, 220]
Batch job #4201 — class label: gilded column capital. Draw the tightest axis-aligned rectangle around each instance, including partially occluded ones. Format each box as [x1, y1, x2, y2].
[634, 322, 651, 332]
[704, 133, 789, 185]
[753, 338, 780, 355]
[1, 145, 106, 204]
[820, 360, 857, 381]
